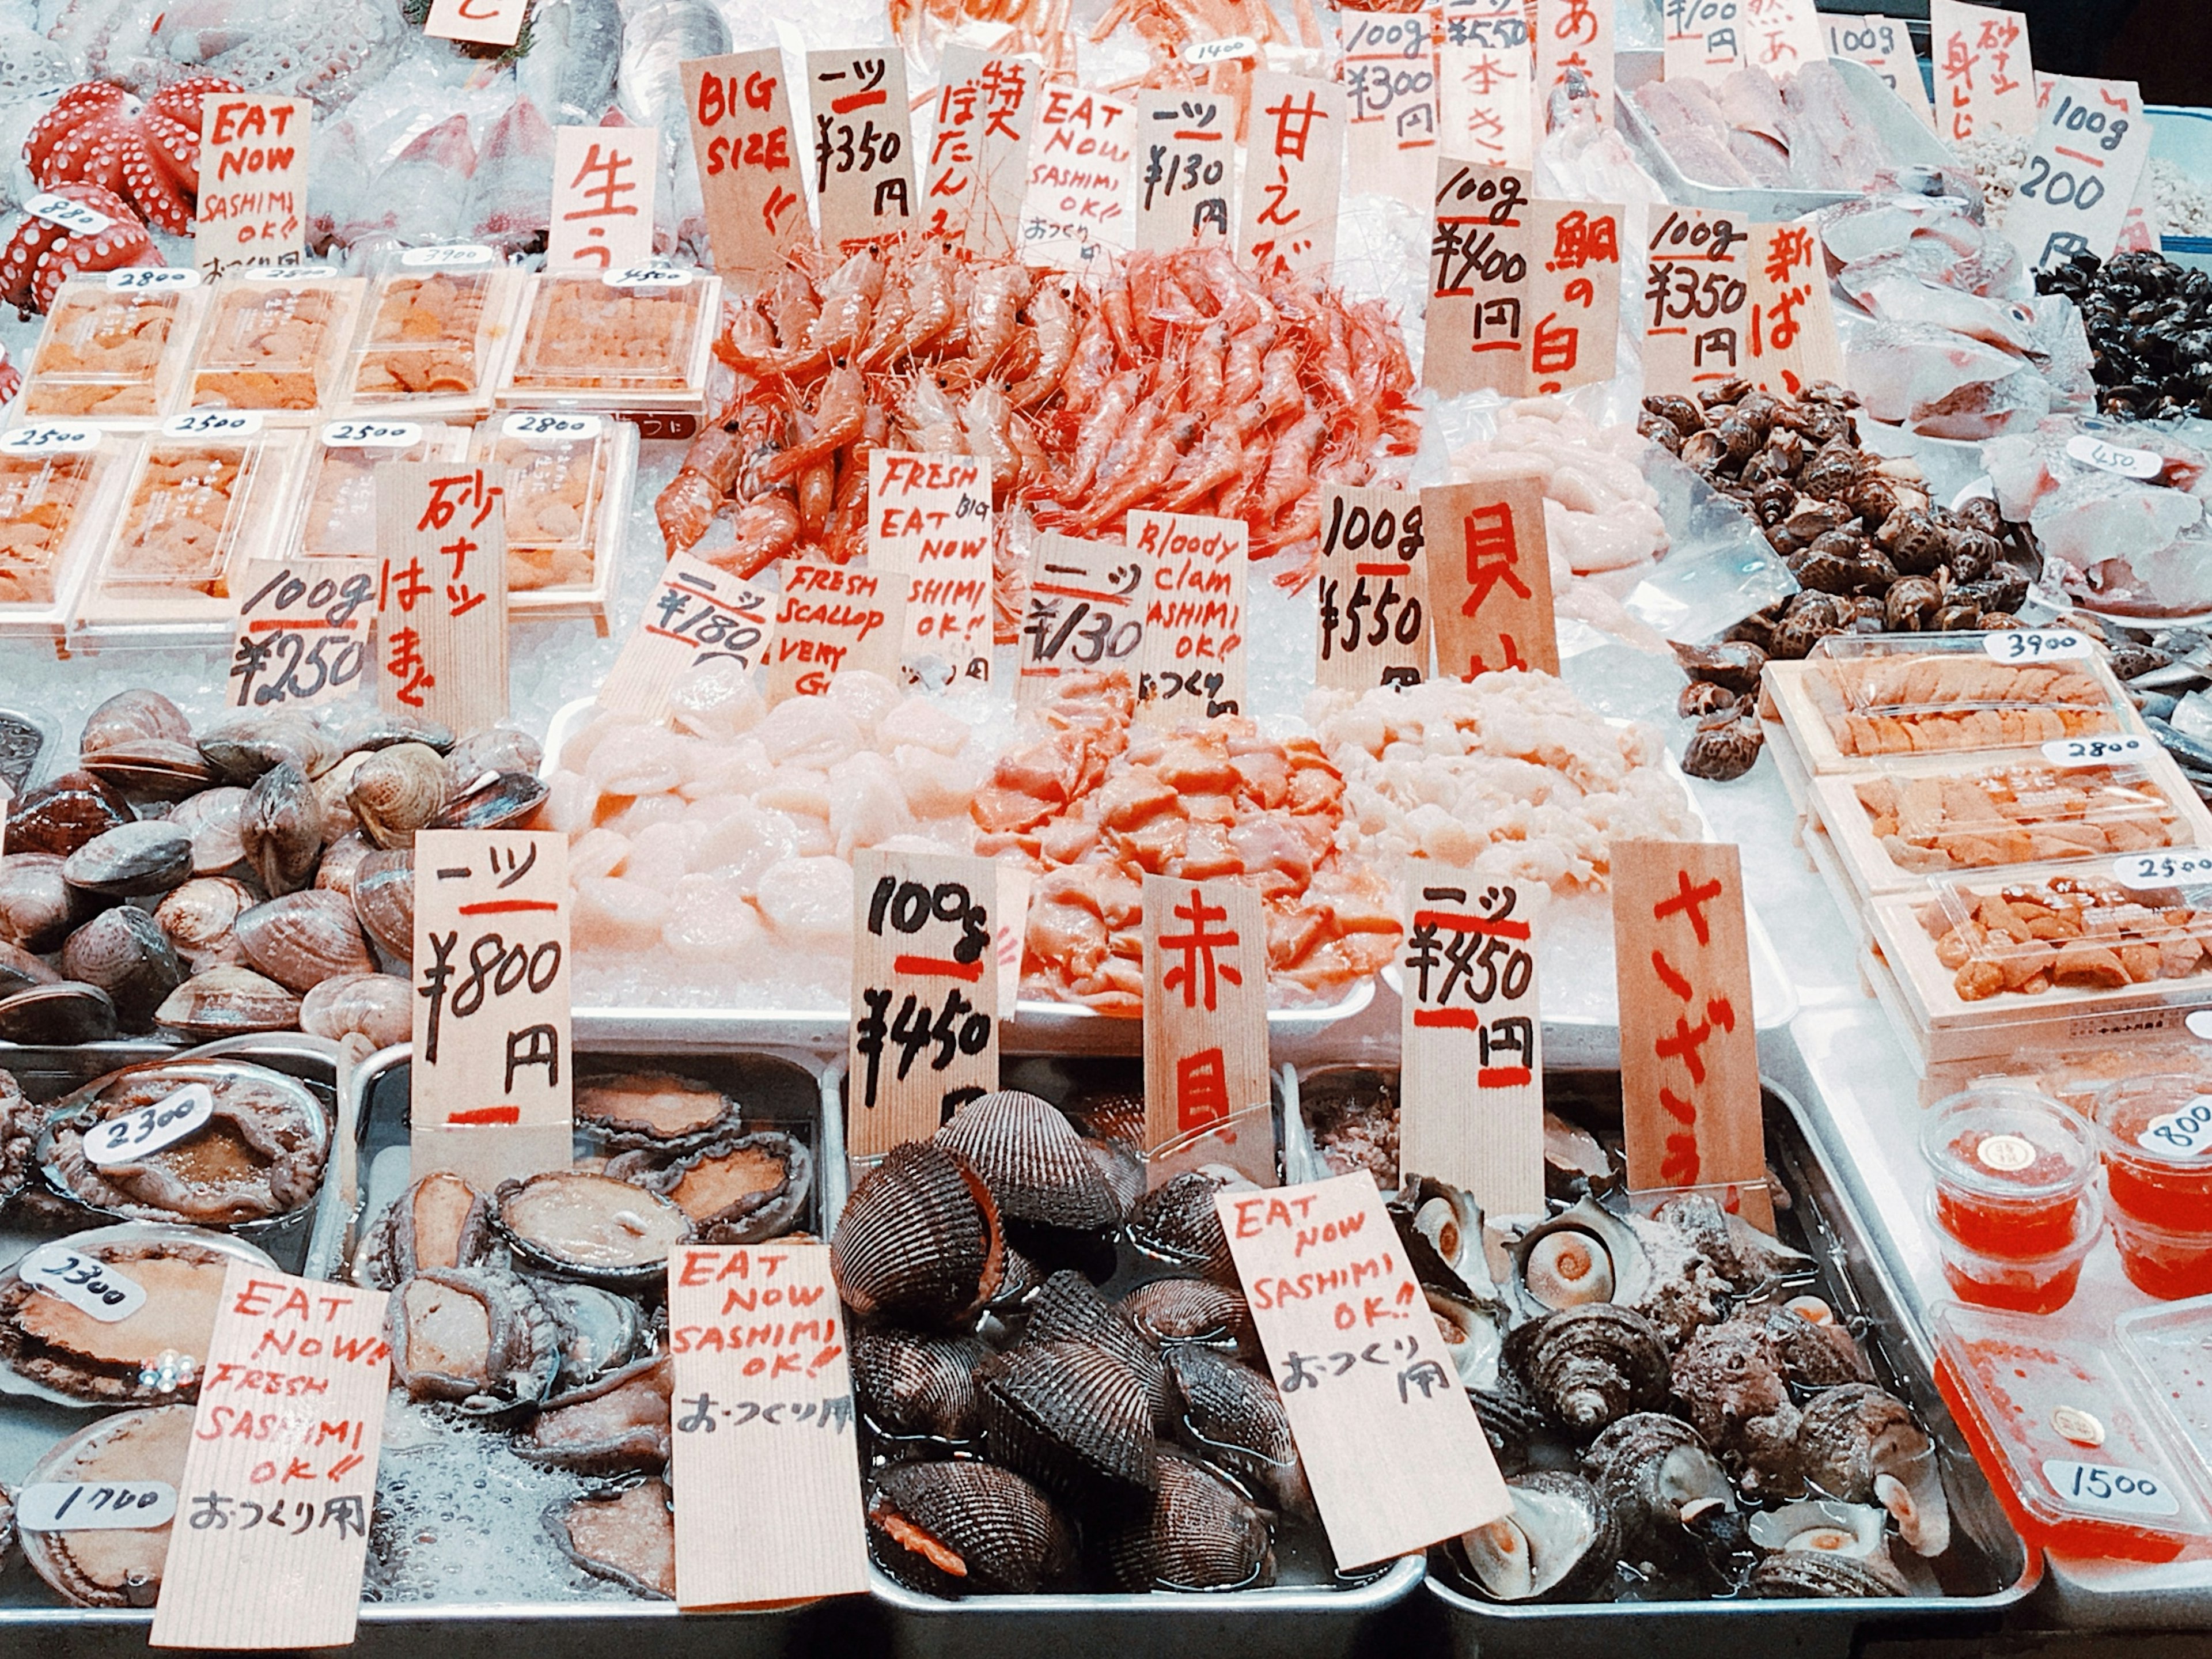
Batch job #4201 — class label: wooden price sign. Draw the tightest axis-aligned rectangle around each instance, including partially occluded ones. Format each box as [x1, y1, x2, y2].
[1399, 871, 1543, 1214]
[1240, 73, 1342, 278]
[1642, 204, 1751, 397]
[226, 558, 376, 713]
[1342, 9, 1440, 210]
[869, 450, 993, 685]
[147, 1266, 390, 1650]
[1017, 86, 1135, 271]
[375, 461, 509, 736]
[548, 126, 656, 273]
[1217, 1175, 1510, 1568]
[1665, 0, 1745, 84]
[667, 1244, 869, 1606]
[1315, 484, 1427, 691]
[422, 0, 527, 47]
[1822, 14, 1934, 128]
[1535, 0, 1613, 122]
[1019, 531, 1149, 709]
[1611, 839, 1770, 1230]
[1931, 0, 2036, 142]
[930, 46, 1043, 257]
[1744, 217, 1842, 393]
[1743, 0, 1825, 73]
[809, 51, 918, 249]
[1143, 874, 1271, 1184]
[1438, 0, 1535, 170]
[764, 554, 904, 703]
[599, 555, 774, 721]
[1426, 168, 1620, 398]
[849, 849, 1000, 1158]
[1526, 198, 1623, 393]
[685, 51, 809, 277]
[194, 94, 309, 275]
[410, 828, 573, 1185]
[1424, 471, 1559, 679]
[1133, 89, 1233, 251]
[1132, 509, 1246, 725]
[2005, 77, 2152, 275]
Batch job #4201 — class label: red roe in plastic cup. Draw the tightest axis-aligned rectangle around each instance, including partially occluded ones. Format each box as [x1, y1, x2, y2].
[1922, 1086, 2095, 1259]
[1931, 1188, 2101, 1315]
[2111, 1209, 2212, 1300]
[2095, 1075, 2212, 1232]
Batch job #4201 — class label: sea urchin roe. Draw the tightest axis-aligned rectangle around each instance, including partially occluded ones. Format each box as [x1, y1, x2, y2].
[487, 431, 605, 592]
[1851, 761, 2181, 873]
[104, 442, 250, 592]
[0, 450, 97, 605]
[190, 279, 354, 411]
[1917, 876, 2212, 1003]
[297, 434, 438, 556]
[506, 275, 706, 393]
[24, 283, 187, 416]
[351, 271, 489, 398]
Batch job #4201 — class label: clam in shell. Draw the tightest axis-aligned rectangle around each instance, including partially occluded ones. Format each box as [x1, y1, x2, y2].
[573, 1071, 740, 1153]
[357, 1172, 494, 1290]
[0, 982, 116, 1044]
[387, 1267, 562, 1413]
[351, 848, 413, 964]
[866, 1459, 1075, 1596]
[832, 1141, 1005, 1328]
[1457, 1470, 1620, 1604]
[0, 940, 55, 997]
[313, 830, 374, 899]
[196, 712, 336, 785]
[493, 1171, 694, 1290]
[238, 762, 323, 897]
[298, 972, 411, 1048]
[1163, 1341, 1311, 1513]
[851, 1329, 989, 1441]
[152, 876, 255, 968]
[427, 770, 547, 834]
[0, 851, 79, 952]
[81, 690, 190, 754]
[444, 727, 543, 793]
[347, 741, 446, 850]
[154, 967, 300, 1041]
[1100, 1449, 1276, 1593]
[1021, 1268, 1169, 1429]
[18, 1404, 191, 1607]
[165, 786, 249, 877]
[61, 821, 192, 899]
[78, 739, 213, 802]
[6, 770, 132, 858]
[59, 905, 181, 1032]
[1116, 1278, 1255, 1354]
[1127, 1169, 1244, 1284]
[937, 1089, 1124, 1231]
[546, 1476, 675, 1600]
[234, 889, 374, 994]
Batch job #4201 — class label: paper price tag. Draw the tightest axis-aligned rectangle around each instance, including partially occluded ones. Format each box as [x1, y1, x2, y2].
[1143, 874, 1271, 1184]
[809, 51, 919, 249]
[1131, 509, 1247, 724]
[1536, 0, 1614, 121]
[0, 423, 99, 456]
[847, 849, 1000, 1158]
[18, 1243, 147, 1323]
[1400, 872, 1543, 1212]
[601, 264, 691, 287]
[1184, 33, 1259, 64]
[2043, 1460, 2182, 1518]
[84, 1083, 214, 1166]
[2138, 1096, 2212, 1160]
[1613, 839, 1770, 1229]
[195, 96, 309, 276]
[1440, 0, 1535, 168]
[1020, 531, 1149, 708]
[2066, 434, 2163, 479]
[376, 462, 509, 734]
[870, 450, 994, 685]
[20, 1481, 176, 1531]
[2009, 78, 2152, 274]
[1018, 86, 1135, 271]
[149, 1266, 390, 1649]
[550, 127, 657, 274]
[1426, 162, 1532, 397]
[2113, 850, 2212, 890]
[1426, 471, 1559, 679]
[686, 51, 809, 276]
[2043, 733, 2150, 766]
[238, 265, 335, 282]
[1986, 628, 2092, 662]
[1642, 205, 1753, 397]
[162, 410, 261, 438]
[600, 555, 775, 721]
[105, 266, 200, 291]
[1931, 0, 2036, 142]
[25, 190, 111, 235]
[401, 244, 496, 268]
[1218, 1173, 1510, 1567]
[501, 411, 604, 441]
[930, 46, 1040, 259]
[423, 0, 527, 47]
[1134, 89, 1233, 251]
[1239, 73, 1341, 279]
[1744, 0, 1824, 73]
[766, 554, 904, 703]
[322, 419, 423, 449]
[228, 559, 376, 713]
[1316, 484, 1428, 691]
[668, 1243, 870, 1606]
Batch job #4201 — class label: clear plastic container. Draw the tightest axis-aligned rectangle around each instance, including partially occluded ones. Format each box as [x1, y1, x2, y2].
[2096, 1074, 2212, 1232]
[1911, 872, 2212, 1004]
[2116, 1296, 2212, 1479]
[188, 270, 365, 415]
[1930, 1186, 2102, 1313]
[498, 269, 718, 406]
[471, 411, 638, 624]
[2112, 1210, 2212, 1301]
[1849, 757, 2188, 874]
[1808, 634, 2126, 758]
[20, 275, 208, 421]
[343, 248, 520, 416]
[1923, 1085, 2098, 1257]
[289, 419, 469, 558]
[0, 425, 126, 638]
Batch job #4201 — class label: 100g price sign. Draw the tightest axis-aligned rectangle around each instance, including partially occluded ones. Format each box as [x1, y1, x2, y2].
[228, 559, 375, 711]
[1315, 483, 1427, 690]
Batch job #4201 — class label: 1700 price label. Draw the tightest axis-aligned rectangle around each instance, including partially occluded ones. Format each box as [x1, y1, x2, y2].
[2043, 1459, 2180, 1518]
[2113, 851, 2212, 890]
[18, 1480, 177, 1531]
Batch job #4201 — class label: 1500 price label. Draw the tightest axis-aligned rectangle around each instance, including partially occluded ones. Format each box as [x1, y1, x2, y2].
[2043, 1459, 2180, 1518]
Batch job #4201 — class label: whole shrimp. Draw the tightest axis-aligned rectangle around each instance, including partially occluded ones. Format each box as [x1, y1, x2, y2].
[1066, 416, 1193, 534]
[966, 263, 1034, 371]
[825, 404, 888, 564]
[1006, 281, 1074, 407]
[1058, 308, 1114, 414]
[960, 385, 1020, 500]
[1050, 369, 1140, 502]
[715, 494, 801, 579]
[763, 364, 865, 482]
[1258, 408, 1324, 518]
[654, 410, 750, 553]
[795, 247, 884, 371]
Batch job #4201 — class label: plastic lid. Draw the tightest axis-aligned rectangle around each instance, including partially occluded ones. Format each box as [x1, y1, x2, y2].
[2117, 1297, 2212, 1478]
[1850, 760, 2184, 876]
[1914, 873, 2212, 1004]
[508, 273, 705, 392]
[2096, 1074, 2212, 1169]
[1923, 1085, 2097, 1204]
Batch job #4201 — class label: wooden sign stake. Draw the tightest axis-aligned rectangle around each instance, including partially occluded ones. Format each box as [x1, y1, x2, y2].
[1143, 874, 1272, 1187]
[1424, 472, 1558, 680]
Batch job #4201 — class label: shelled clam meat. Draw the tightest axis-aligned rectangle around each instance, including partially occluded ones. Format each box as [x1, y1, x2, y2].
[0, 688, 546, 1047]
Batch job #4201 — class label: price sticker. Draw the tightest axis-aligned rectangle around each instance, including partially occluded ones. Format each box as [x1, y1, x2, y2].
[2112, 851, 2212, 890]
[1183, 33, 1259, 63]
[0, 423, 99, 456]
[600, 264, 693, 288]
[599, 554, 775, 721]
[2043, 1460, 2181, 1518]
[2066, 434, 2164, 480]
[2138, 1095, 2212, 1160]
[401, 243, 497, 268]
[2188, 1009, 2212, 1042]
[1316, 483, 1427, 691]
[25, 191, 112, 236]
[105, 267, 201, 291]
[808, 50, 919, 250]
[17, 1243, 148, 1323]
[84, 1083, 215, 1166]
[162, 410, 262, 438]
[2043, 733, 2150, 766]
[321, 419, 423, 449]
[501, 411, 604, 442]
[1985, 628, 2092, 662]
[19, 1480, 177, 1532]
[240, 264, 336, 283]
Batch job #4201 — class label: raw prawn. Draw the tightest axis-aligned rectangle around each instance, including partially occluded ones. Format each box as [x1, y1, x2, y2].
[764, 365, 865, 481]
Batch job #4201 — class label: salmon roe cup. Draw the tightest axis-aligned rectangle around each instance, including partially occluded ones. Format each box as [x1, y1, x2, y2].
[2095, 1074, 2212, 1232]
[1922, 1085, 2096, 1257]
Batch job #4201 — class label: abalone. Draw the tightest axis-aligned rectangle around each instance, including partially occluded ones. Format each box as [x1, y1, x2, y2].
[547, 1476, 675, 1599]
[18, 1404, 191, 1607]
[386, 1268, 562, 1413]
[493, 1171, 694, 1290]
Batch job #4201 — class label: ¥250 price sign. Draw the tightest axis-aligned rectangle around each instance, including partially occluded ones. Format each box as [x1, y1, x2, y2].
[227, 559, 376, 711]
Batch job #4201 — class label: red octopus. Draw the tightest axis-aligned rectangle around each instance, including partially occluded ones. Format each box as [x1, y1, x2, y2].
[0, 183, 161, 316]
[25, 77, 241, 235]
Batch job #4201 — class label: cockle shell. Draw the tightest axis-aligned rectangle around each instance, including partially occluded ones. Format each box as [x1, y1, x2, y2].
[234, 889, 373, 994]
[1458, 1470, 1619, 1604]
[832, 1141, 1005, 1328]
[1021, 1268, 1169, 1428]
[936, 1090, 1125, 1231]
[1100, 1450, 1276, 1592]
[1509, 1304, 1671, 1437]
[1117, 1277, 1255, 1353]
[979, 1336, 1158, 1499]
[868, 1459, 1075, 1596]
[1164, 1341, 1310, 1512]
[852, 1329, 989, 1441]
[1127, 1170, 1241, 1283]
[347, 741, 447, 849]
[238, 762, 321, 897]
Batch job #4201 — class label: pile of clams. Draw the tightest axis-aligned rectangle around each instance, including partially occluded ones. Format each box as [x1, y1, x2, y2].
[358, 1070, 812, 1601]
[0, 690, 547, 1048]
[837, 1087, 1334, 1599]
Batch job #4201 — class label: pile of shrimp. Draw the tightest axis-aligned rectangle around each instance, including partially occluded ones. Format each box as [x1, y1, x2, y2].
[889, 0, 1077, 73]
[654, 237, 1422, 632]
[1091, 0, 1320, 138]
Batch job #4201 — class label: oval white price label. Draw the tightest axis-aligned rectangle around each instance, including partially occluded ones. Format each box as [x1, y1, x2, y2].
[105, 267, 201, 293]
[0, 423, 100, 456]
[241, 264, 338, 283]
[2043, 733, 2150, 767]
[499, 410, 601, 442]
[17, 1243, 147, 1323]
[18, 1480, 177, 1532]
[2137, 1094, 2212, 1160]
[600, 264, 692, 289]
[321, 419, 423, 449]
[2188, 1009, 2212, 1041]
[2112, 850, 2212, 890]
[1985, 628, 2093, 662]
[84, 1082, 215, 1167]
[400, 243, 496, 268]
[1183, 32, 1259, 63]
[2043, 1459, 2181, 1518]
[2066, 434, 2165, 481]
[24, 191, 112, 236]
[161, 410, 263, 438]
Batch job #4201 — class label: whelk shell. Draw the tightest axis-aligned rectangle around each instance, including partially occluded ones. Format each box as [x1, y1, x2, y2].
[1457, 1470, 1618, 1604]
[1797, 1383, 1951, 1558]
[1508, 1303, 1671, 1437]
[234, 889, 373, 994]
[1581, 1412, 1738, 1558]
[1748, 1498, 1888, 1559]
[154, 966, 300, 1041]
[1746, 1547, 1909, 1599]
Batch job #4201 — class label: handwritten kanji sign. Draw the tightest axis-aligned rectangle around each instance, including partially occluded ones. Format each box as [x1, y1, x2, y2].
[1316, 484, 1427, 691]
[849, 849, 999, 1157]
[1439, 0, 1535, 168]
[1535, 0, 1613, 124]
[1743, 0, 1824, 73]
[1218, 1175, 1509, 1568]
[1134, 90, 1233, 251]
[1399, 871, 1543, 1214]
[410, 829, 572, 1184]
[1240, 73, 1341, 278]
[1665, 0, 1745, 83]
[930, 47, 1041, 257]
[148, 1266, 389, 1650]
[1744, 217, 1842, 393]
[1143, 874, 1271, 1185]
[1823, 14, 1934, 128]
[375, 461, 507, 734]
[926, 44, 990, 247]
[685, 51, 809, 275]
[194, 95, 308, 275]
[809, 52, 918, 248]
[1428, 162, 1530, 396]
[1525, 198, 1622, 392]
[1020, 531, 1148, 707]
[1018, 86, 1135, 270]
[869, 450, 993, 684]
[765, 552, 903, 703]
[1931, 0, 2036, 142]
[668, 1244, 869, 1606]
[598, 555, 774, 722]
[1425, 472, 1558, 679]
[548, 126, 656, 273]
[422, 0, 526, 47]
[2005, 76, 2151, 275]
[1131, 509, 1246, 725]
[1641, 204, 1752, 397]
[226, 559, 375, 713]
[1343, 9, 1440, 209]
[1612, 839, 1770, 1229]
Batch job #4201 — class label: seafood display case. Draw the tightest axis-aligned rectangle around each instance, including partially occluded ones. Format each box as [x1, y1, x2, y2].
[494, 271, 721, 434]
[471, 413, 637, 634]
[13, 276, 210, 429]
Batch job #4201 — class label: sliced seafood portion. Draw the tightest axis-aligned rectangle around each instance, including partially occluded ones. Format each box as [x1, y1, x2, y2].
[514, 1355, 672, 1474]
[867, 1458, 1075, 1596]
[493, 1171, 694, 1290]
[19, 1404, 191, 1607]
[1457, 1471, 1619, 1604]
[387, 1268, 562, 1414]
[547, 1476, 675, 1599]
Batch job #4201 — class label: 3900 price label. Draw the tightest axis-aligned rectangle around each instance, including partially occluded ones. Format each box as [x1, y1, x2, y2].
[2043, 1459, 2180, 1518]
[1985, 628, 2091, 662]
